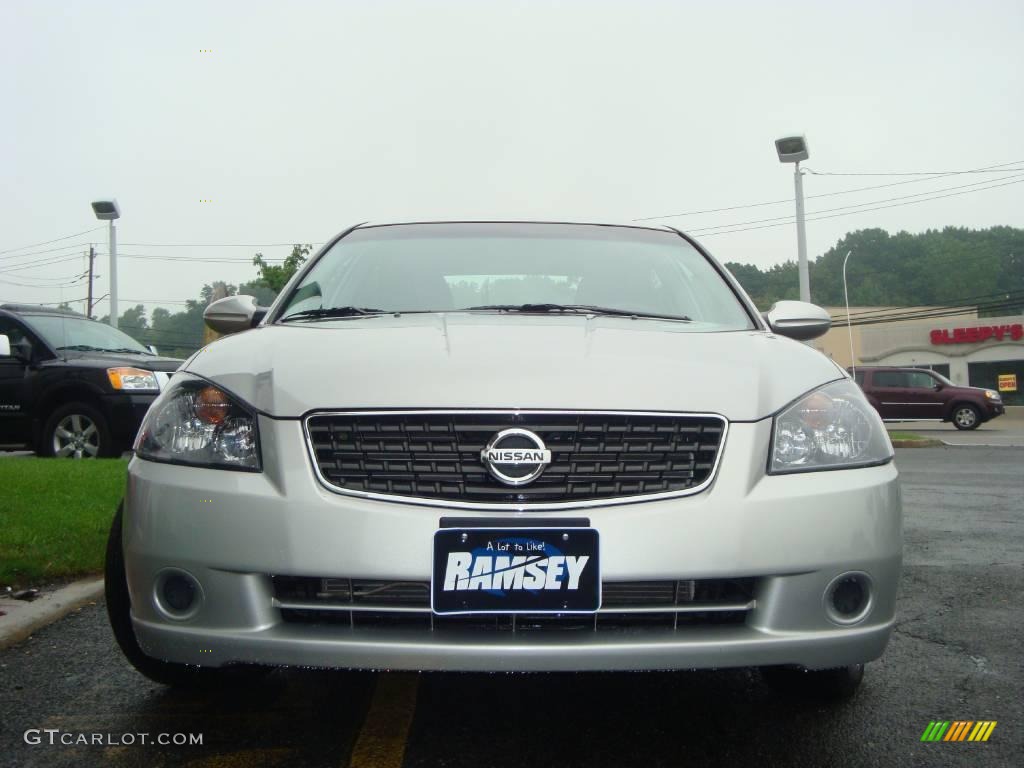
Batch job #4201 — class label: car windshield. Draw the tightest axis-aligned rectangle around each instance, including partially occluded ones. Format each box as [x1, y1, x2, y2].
[277, 223, 755, 330]
[24, 314, 151, 355]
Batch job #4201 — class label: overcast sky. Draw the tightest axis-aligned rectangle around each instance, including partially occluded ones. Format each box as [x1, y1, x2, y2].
[2, 0, 1022, 316]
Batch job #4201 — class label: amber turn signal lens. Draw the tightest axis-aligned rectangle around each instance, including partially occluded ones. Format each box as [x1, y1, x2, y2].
[194, 386, 232, 425]
[799, 391, 834, 430]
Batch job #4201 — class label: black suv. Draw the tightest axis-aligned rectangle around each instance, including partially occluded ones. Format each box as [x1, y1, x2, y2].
[0, 304, 183, 457]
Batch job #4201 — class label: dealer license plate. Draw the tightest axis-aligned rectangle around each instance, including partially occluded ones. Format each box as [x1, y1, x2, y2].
[432, 527, 600, 615]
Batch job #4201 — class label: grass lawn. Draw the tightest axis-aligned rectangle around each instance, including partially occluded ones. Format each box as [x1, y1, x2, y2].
[0, 457, 127, 588]
[887, 431, 927, 441]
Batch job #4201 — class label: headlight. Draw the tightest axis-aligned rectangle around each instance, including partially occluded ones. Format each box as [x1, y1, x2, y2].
[107, 367, 159, 391]
[769, 379, 893, 474]
[984, 390, 1001, 401]
[134, 374, 260, 470]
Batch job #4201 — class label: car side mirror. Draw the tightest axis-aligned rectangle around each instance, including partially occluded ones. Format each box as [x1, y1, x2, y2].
[203, 295, 268, 335]
[763, 300, 832, 341]
[147, 344, 159, 355]
[0, 334, 31, 361]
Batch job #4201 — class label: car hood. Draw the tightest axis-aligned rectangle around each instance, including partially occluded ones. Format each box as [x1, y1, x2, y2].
[56, 350, 183, 372]
[185, 314, 844, 421]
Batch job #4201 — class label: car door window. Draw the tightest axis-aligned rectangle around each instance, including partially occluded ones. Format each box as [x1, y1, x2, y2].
[873, 371, 908, 388]
[906, 372, 938, 389]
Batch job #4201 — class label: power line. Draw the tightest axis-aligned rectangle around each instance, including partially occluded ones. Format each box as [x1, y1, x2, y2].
[0, 254, 84, 275]
[833, 290, 1024, 321]
[119, 242, 321, 248]
[847, 299, 1024, 327]
[117, 253, 288, 263]
[632, 159, 1024, 221]
[806, 167, 1024, 177]
[0, 227, 104, 256]
[688, 174, 1024, 234]
[696, 177, 1024, 239]
[0, 275, 88, 289]
[0, 241, 98, 263]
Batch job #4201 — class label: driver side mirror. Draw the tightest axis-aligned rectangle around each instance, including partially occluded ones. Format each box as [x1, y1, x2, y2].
[763, 300, 832, 341]
[0, 334, 31, 361]
[203, 295, 269, 336]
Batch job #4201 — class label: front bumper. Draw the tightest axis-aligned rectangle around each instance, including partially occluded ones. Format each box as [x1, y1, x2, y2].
[123, 416, 902, 672]
[100, 393, 157, 449]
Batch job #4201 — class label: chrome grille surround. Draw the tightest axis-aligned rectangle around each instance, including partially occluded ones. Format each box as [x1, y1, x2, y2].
[302, 409, 729, 510]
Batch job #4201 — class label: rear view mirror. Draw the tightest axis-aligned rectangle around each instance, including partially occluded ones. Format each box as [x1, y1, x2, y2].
[203, 295, 269, 335]
[763, 300, 832, 341]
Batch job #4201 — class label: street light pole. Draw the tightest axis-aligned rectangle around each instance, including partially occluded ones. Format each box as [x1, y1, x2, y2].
[90, 199, 120, 328]
[794, 162, 810, 303]
[108, 219, 118, 328]
[774, 135, 811, 302]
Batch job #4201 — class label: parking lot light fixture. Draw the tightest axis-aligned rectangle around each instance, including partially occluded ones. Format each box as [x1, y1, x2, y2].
[91, 199, 120, 328]
[774, 136, 810, 303]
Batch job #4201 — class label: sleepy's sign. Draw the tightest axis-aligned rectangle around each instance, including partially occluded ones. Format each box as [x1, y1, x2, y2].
[930, 323, 1023, 345]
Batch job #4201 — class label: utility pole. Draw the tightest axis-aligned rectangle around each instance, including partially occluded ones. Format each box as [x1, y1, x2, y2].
[86, 245, 96, 318]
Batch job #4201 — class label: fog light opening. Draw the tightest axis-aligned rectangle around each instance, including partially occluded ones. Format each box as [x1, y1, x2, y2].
[825, 572, 872, 625]
[154, 569, 203, 620]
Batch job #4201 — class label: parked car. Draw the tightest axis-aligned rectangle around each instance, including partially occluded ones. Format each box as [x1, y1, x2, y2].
[106, 221, 901, 700]
[851, 366, 1004, 430]
[0, 304, 183, 457]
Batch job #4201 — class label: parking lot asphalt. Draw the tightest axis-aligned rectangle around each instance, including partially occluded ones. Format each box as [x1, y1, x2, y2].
[1, 446, 1021, 768]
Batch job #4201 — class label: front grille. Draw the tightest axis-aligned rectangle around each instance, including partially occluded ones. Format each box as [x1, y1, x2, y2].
[273, 576, 756, 632]
[305, 410, 726, 506]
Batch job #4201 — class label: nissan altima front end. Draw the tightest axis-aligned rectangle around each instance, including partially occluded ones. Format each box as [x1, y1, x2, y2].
[106, 221, 901, 699]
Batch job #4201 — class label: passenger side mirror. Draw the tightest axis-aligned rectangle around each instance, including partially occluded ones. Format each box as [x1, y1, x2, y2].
[203, 294, 268, 335]
[147, 344, 159, 356]
[763, 300, 832, 341]
[0, 334, 10, 357]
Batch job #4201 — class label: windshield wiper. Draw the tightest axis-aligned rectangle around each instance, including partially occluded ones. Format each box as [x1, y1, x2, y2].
[461, 304, 691, 322]
[280, 306, 386, 322]
[55, 344, 107, 352]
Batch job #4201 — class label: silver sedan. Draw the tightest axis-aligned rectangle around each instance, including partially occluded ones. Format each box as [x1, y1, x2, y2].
[105, 221, 901, 700]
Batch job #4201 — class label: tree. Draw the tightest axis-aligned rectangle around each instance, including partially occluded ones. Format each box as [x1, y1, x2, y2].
[725, 226, 1024, 314]
[251, 244, 312, 295]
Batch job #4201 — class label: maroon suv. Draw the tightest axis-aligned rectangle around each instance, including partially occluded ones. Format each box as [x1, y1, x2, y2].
[851, 366, 1005, 430]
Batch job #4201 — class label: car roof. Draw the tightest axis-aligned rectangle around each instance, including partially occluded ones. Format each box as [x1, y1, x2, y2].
[853, 366, 938, 372]
[353, 219, 678, 233]
[0, 303, 86, 318]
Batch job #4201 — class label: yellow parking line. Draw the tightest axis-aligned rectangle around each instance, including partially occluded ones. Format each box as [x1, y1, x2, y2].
[347, 673, 420, 768]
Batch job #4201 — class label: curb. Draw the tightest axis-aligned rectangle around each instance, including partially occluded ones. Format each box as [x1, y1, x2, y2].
[0, 577, 104, 651]
[891, 439, 944, 448]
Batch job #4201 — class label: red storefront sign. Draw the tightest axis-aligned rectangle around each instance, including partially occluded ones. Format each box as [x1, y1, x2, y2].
[930, 323, 1023, 345]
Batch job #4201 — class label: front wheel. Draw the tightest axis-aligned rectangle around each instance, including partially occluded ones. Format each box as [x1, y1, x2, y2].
[952, 404, 981, 431]
[41, 402, 114, 458]
[761, 664, 865, 701]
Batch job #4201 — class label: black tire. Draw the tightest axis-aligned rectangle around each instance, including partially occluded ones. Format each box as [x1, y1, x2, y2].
[761, 663, 865, 701]
[951, 404, 981, 431]
[41, 401, 115, 458]
[105, 504, 224, 687]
